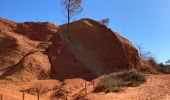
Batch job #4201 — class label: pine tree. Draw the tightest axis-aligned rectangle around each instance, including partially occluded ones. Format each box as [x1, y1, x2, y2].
[60, 0, 83, 24]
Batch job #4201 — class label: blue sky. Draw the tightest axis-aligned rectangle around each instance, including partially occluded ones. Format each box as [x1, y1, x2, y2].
[0, 0, 170, 63]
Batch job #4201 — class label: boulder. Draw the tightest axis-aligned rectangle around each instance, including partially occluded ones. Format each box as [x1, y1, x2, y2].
[47, 18, 140, 80]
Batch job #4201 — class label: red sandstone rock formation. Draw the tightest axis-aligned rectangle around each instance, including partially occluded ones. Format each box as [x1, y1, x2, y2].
[0, 18, 55, 81]
[15, 22, 57, 41]
[0, 18, 140, 81]
[47, 18, 140, 80]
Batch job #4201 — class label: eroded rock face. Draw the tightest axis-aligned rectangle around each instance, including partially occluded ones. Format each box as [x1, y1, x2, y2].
[0, 18, 140, 81]
[0, 29, 38, 70]
[47, 18, 140, 80]
[46, 39, 96, 80]
[0, 18, 57, 81]
[15, 22, 57, 41]
[0, 18, 16, 31]
[3, 52, 51, 81]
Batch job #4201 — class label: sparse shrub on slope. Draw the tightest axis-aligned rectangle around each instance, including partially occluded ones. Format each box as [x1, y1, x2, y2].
[156, 66, 170, 74]
[156, 63, 170, 74]
[93, 71, 146, 93]
[138, 67, 152, 73]
[138, 63, 170, 74]
[138, 66, 158, 74]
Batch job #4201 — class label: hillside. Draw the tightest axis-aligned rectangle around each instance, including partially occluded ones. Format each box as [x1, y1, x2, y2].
[0, 18, 169, 100]
[0, 17, 140, 81]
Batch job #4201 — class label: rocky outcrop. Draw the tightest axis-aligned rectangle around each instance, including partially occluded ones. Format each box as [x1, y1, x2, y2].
[0, 18, 140, 81]
[15, 22, 57, 41]
[47, 18, 140, 80]
[0, 18, 56, 81]
[1, 52, 51, 81]
[0, 18, 16, 31]
[0, 29, 38, 71]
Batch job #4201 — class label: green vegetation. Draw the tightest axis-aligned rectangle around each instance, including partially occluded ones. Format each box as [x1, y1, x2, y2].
[93, 71, 146, 93]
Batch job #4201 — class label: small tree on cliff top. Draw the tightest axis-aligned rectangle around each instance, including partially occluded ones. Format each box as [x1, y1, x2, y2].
[60, 0, 83, 24]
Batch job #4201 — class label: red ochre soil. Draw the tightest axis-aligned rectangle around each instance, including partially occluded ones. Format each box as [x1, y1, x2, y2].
[1, 18, 168, 100]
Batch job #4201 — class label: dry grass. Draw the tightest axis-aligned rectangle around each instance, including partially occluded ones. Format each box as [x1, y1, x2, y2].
[138, 66, 170, 74]
[156, 66, 170, 74]
[93, 71, 146, 93]
[138, 67, 156, 74]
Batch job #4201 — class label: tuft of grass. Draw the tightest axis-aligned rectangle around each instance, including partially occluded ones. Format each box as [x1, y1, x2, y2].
[93, 71, 146, 93]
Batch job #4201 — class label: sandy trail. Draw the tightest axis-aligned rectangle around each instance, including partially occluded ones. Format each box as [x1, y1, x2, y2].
[84, 74, 170, 100]
[0, 74, 169, 100]
[0, 87, 45, 100]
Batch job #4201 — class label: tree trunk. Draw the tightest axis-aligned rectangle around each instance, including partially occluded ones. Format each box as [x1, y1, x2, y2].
[68, 0, 70, 24]
[67, 0, 70, 33]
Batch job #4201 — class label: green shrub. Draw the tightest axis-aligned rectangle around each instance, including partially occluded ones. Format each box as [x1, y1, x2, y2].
[93, 71, 146, 93]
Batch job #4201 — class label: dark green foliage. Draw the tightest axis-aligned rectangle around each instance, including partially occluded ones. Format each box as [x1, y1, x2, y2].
[93, 71, 146, 93]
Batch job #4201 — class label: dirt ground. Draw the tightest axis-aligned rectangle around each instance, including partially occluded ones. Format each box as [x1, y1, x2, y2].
[0, 74, 169, 100]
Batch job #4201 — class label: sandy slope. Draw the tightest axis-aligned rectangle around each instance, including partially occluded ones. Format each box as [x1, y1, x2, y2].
[0, 87, 45, 100]
[84, 74, 170, 100]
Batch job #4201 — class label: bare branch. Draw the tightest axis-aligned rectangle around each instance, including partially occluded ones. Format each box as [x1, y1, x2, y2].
[99, 18, 110, 26]
[136, 44, 154, 60]
[60, 0, 83, 24]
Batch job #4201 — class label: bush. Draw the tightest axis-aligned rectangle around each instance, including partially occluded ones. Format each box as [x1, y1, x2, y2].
[138, 63, 170, 74]
[93, 71, 146, 93]
[156, 66, 170, 74]
[138, 67, 152, 73]
[138, 66, 158, 74]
